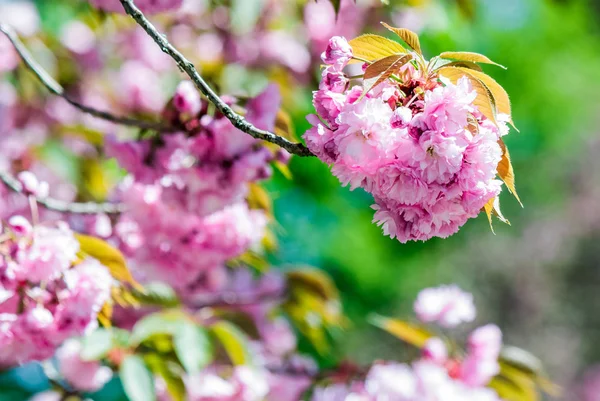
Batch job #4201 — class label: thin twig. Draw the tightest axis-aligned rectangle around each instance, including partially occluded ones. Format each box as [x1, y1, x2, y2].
[0, 172, 125, 215]
[0, 23, 174, 132]
[118, 0, 315, 157]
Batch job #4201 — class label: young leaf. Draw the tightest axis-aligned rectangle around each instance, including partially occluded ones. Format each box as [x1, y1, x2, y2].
[174, 322, 213, 374]
[130, 311, 186, 346]
[131, 282, 180, 308]
[348, 34, 407, 63]
[497, 140, 522, 206]
[483, 196, 510, 234]
[439, 51, 506, 69]
[75, 233, 141, 290]
[442, 60, 483, 72]
[274, 110, 298, 142]
[120, 355, 156, 401]
[144, 354, 186, 401]
[362, 54, 413, 95]
[98, 301, 113, 328]
[210, 321, 252, 366]
[381, 22, 422, 54]
[369, 314, 432, 348]
[287, 268, 339, 301]
[80, 329, 114, 361]
[437, 66, 498, 125]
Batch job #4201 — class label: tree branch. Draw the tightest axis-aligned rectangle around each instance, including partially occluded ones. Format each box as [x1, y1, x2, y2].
[118, 0, 315, 157]
[0, 172, 125, 215]
[0, 23, 174, 132]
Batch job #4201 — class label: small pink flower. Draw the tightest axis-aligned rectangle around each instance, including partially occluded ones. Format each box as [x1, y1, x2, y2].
[319, 67, 348, 93]
[460, 324, 502, 387]
[422, 337, 448, 365]
[17, 171, 49, 198]
[413, 285, 476, 328]
[321, 36, 352, 70]
[173, 80, 202, 116]
[57, 339, 113, 392]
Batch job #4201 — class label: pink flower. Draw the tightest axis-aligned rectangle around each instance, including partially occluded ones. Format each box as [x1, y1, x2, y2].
[304, 50, 509, 242]
[17, 171, 49, 198]
[320, 67, 348, 93]
[13, 222, 79, 283]
[461, 324, 502, 387]
[57, 339, 113, 392]
[321, 36, 352, 71]
[174, 80, 202, 116]
[413, 285, 476, 328]
[422, 337, 448, 365]
[60, 21, 96, 55]
[0, 35, 18, 73]
[0, 216, 113, 368]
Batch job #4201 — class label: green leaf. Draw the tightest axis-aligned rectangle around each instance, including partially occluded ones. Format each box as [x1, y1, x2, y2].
[348, 34, 407, 63]
[286, 267, 339, 301]
[145, 354, 186, 401]
[369, 315, 432, 348]
[80, 329, 113, 361]
[174, 322, 213, 374]
[210, 321, 252, 366]
[75, 233, 141, 290]
[230, 0, 265, 35]
[120, 355, 156, 401]
[381, 22, 422, 55]
[130, 311, 186, 346]
[132, 282, 180, 308]
[439, 51, 506, 69]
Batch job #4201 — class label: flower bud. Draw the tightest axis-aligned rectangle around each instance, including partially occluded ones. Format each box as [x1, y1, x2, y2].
[17, 171, 49, 198]
[173, 80, 202, 116]
[321, 36, 352, 70]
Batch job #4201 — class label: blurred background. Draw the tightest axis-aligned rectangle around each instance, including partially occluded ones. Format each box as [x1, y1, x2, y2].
[1, 0, 600, 399]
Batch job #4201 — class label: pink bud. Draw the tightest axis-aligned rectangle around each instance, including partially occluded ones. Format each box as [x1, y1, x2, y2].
[275, 149, 292, 164]
[422, 337, 447, 365]
[321, 36, 352, 70]
[17, 171, 49, 198]
[460, 324, 503, 387]
[173, 80, 202, 116]
[413, 285, 476, 328]
[391, 107, 413, 128]
[8, 215, 32, 236]
[319, 67, 348, 93]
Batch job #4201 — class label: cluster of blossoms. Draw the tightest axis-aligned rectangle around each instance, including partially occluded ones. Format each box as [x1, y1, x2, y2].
[304, 36, 509, 242]
[107, 83, 282, 300]
[0, 210, 112, 367]
[312, 285, 503, 401]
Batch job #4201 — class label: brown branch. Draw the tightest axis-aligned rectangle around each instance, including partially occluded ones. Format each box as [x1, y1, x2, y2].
[118, 0, 315, 157]
[0, 171, 125, 215]
[0, 23, 174, 132]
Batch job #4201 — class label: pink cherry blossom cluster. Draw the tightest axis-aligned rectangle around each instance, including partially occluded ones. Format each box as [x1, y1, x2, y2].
[312, 285, 503, 401]
[0, 215, 112, 367]
[304, 36, 509, 242]
[107, 84, 282, 299]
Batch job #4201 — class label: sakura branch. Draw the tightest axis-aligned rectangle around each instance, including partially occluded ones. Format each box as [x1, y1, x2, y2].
[0, 23, 174, 132]
[0, 171, 125, 215]
[118, 0, 315, 157]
